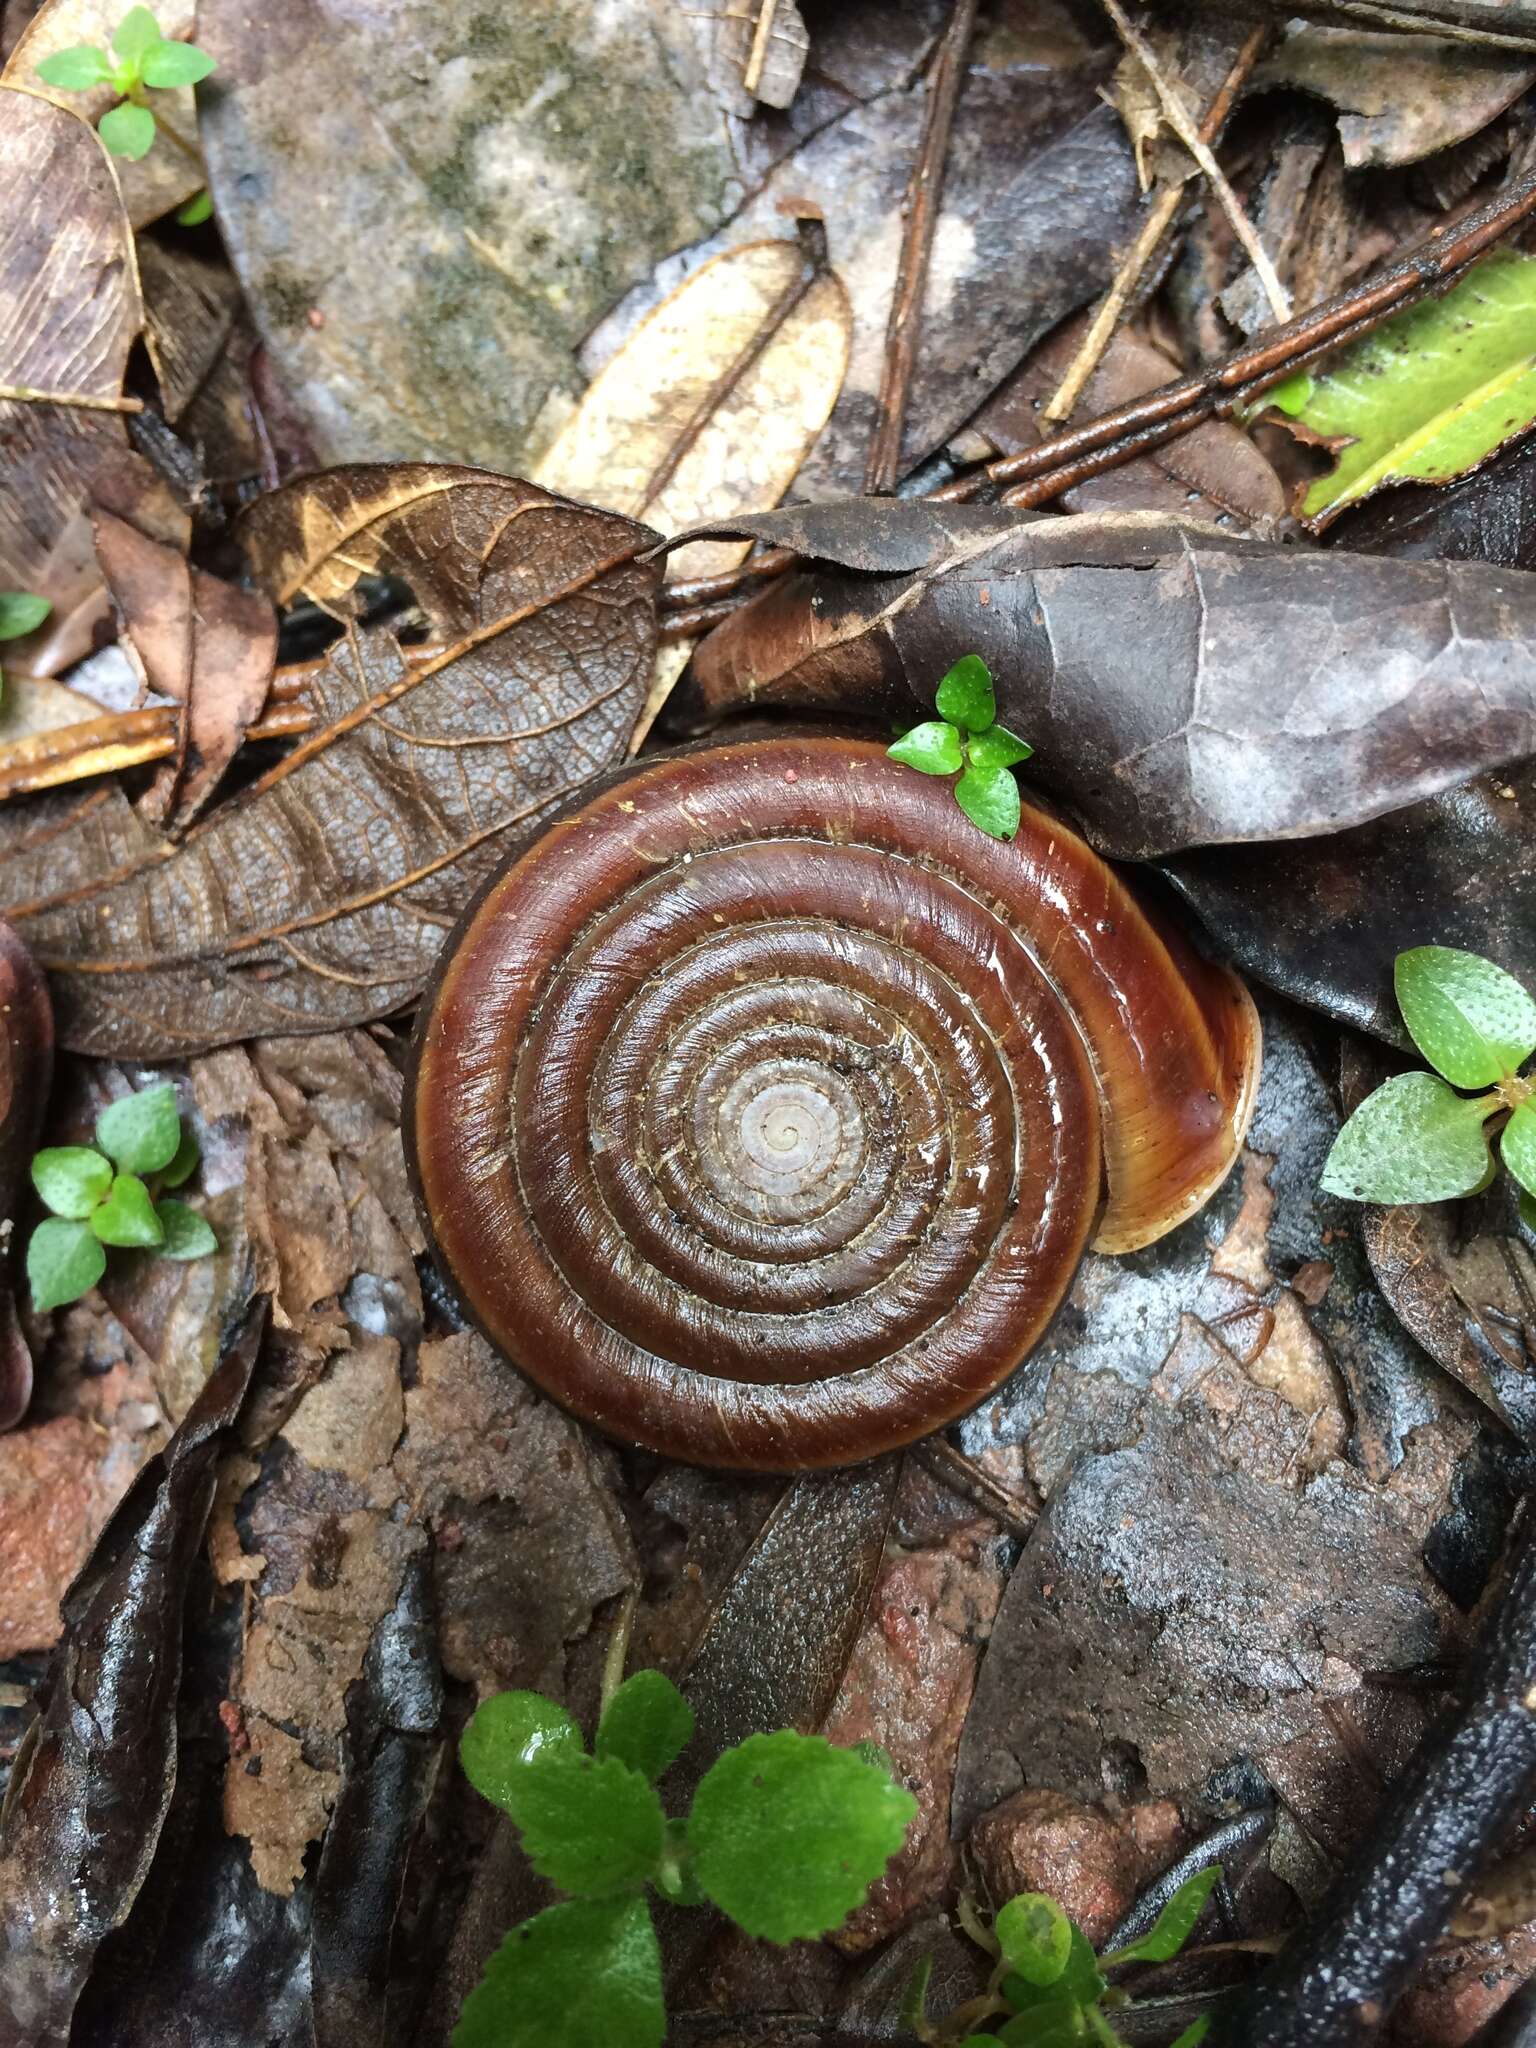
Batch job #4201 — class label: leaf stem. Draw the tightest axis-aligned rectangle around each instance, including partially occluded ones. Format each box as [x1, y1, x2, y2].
[599, 1588, 637, 1718]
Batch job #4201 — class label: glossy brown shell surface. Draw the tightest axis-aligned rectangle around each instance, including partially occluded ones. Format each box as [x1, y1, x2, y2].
[407, 733, 1259, 1470]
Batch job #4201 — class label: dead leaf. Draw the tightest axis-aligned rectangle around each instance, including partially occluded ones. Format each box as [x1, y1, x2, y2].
[3, 0, 204, 225]
[0, 920, 51, 1431]
[684, 0, 811, 113]
[94, 509, 278, 829]
[0, 89, 186, 651]
[1259, 24, 1536, 168]
[676, 503, 1536, 860]
[1, 466, 659, 1056]
[198, 0, 740, 471]
[972, 315, 1286, 529]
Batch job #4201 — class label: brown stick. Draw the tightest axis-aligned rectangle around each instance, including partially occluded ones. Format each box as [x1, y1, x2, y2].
[1042, 24, 1268, 424]
[0, 702, 311, 803]
[0, 384, 144, 414]
[862, 0, 979, 495]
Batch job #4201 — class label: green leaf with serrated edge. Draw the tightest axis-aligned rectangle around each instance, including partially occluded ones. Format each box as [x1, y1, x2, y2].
[31, 1147, 112, 1220]
[1320, 1071, 1497, 1205]
[595, 1669, 693, 1782]
[1502, 1102, 1536, 1200]
[1003, 1930, 1106, 2013]
[461, 1691, 581, 1812]
[956, 764, 1021, 841]
[159, 1127, 200, 1189]
[1268, 251, 1536, 527]
[91, 1174, 164, 1248]
[34, 46, 113, 90]
[451, 1896, 663, 2048]
[98, 101, 156, 158]
[1168, 2020, 1212, 2048]
[0, 592, 52, 639]
[888, 720, 963, 776]
[140, 39, 214, 86]
[156, 1200, 216, 1260]
[1102, 1865, 1220, 1966]
[967, 725, 1033, 771]
[995, 1894, 1073, 1987]
[501, 1753, 665, 1897]
[689, 1731, 916, 1943]
[175, 188, 213, 226]
[112, 5, 163, 60]
[28, 1218, 107, 1313]
[1396, 947, 1536, 1087]
[96, 1083, 181, 1174]
[935, 653, 996, 733]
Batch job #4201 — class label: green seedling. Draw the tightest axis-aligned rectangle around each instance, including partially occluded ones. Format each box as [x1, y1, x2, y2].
[453, 1668, 916, 2048]
[907, 1864, 1221, 2045]
[36, 6, 215, 161]
[27, 1081, 215, 1312]
[1322, 946, 1536, 1231]
[888, 653, 1034, 841]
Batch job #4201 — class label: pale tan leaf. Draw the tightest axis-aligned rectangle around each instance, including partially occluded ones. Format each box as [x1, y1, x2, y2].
[3, 0, 203, 227]
[682, 0, 810, 115]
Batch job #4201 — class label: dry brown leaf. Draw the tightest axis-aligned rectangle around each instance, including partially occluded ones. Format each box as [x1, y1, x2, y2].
[94, 510, 278, 829]
[0, 88, 186, 672]
[2, 466, 659, 1056]
[3, 0, 204, 225]
[684, 0, 811, 114]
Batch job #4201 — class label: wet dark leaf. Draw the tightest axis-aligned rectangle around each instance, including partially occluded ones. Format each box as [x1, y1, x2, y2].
[0, 1296, 265, 2047]
[676, 505, 1536, 860]
[1, 466, 659, 1056]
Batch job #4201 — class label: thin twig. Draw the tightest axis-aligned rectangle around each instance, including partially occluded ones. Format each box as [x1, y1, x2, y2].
[1100, 0, 1290, 325]
[0, 384, 144, 414]
[742, 0, 782, 98]
[0, 701, 311, 802]
[863, 0, 979, 495]
[1042, 24, 1267, 423]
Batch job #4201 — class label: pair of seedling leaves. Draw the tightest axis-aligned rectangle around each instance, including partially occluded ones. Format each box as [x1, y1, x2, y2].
[454, 1670, 1219, 2048]
[888, 654, 1034, 842]
[1322, 946, 1536, 1227]
[36, 3, 215, 184]
[28, 1081, 215, 1312]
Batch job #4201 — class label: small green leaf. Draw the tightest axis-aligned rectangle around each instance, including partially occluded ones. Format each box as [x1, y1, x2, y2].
[653, 1817, 704, 1906]
[1003, 1929, 1106, 2013]
[499, 1752, 665, 1897]
[1320, 1071, 1497, 1204]
[95, 1082, 181, 1174]
[1395, 946, 1536, 1087]
[852, 1739, 898, 1779]
[596, 1669, 693, 1782]
[1168, 2021, 1212, 2048]
[34, 45, 113, 90]
[155, 1200, 217, 1260]
[899, 1953, 933, 2035]
[934, 653, 996, 733]
[995, 1893, 1073, 1987]
[0, 592, 52, 640]
[955, 764, 1022, 841]
[451, 1896, 663, 2048]
[112, 5, 164, 61]
[175, 188, 214, 226]
[1521, 1186, 1536, 1233]
[962, 2038, 1011, 2047]
[461, 1691, 582, 1812]
[997, 2002, 1088, 2046]
[688, 1730, 916, 1943]
[27, 1218, 107, 1313]
[1102, 1864, 1220, 1966]
[888, 720, 963, 776]
[967, 725, 1033, 771]
[91, 1173, 164, 1248]
[30, 1146, 112, 1219]
[1502, 1102, 1536, 1200]
[140, 38, 214, 86]
[98, 101, 157, 157]
[159, 1127, 200, 1189]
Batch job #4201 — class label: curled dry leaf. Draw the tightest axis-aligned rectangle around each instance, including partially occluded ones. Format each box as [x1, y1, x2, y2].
[673, 503, 1536, 860]
[1, 466, 659, 1057]
[94, 509, 278, 830]
[0, 919, 52, 1433]
[3, 0, 204, 225]
[533, 232, 851, 744]
[0, 90, 185, 667]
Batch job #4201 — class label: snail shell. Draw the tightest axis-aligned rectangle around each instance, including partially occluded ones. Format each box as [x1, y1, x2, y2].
[406, 731, 1259, 1470]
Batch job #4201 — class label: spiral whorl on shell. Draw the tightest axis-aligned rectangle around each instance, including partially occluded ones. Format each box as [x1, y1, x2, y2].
[407, 732, 1259, 1470]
